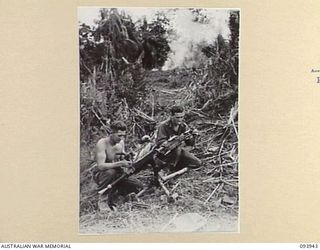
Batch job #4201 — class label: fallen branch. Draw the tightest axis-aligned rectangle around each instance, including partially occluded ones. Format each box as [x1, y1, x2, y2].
[200, 99, 212, 111]
[218, 137, 227, 178]
[202, 177, 221, 183]
[136, 186, 149, 198]
[161, 168, 189, 182]
[204, 183, 223, 204]
[156, 87, 186, 94]
[158, 177, 171, 197]
[91, 107, 110, 132]
[171, 181, 181, 192]
[221, 179, 238, 187]
[228, 104, 238, 140]
[189, 110, 209, 118]
[216, 161, 238, 168]
[130, 202, 150, 209]
[80, 59, 93, 76]
[133, 108, 155, 122]
[201, 150, 235, 162]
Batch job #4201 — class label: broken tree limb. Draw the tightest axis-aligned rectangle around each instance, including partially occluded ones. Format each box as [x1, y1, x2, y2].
[231, 117, 238, 140]
[136, 186, 149, 198]
[91, 107, 110, 132]
[151, 93, 155, 119]
[155, 87, 186, 95]
[80, 59, 93, 76]
[228, 104, 238, 140]
[158, 177, 171, 197]
[162, 167, 189, 182]
[171, 181, 181, 192]
[217, 161, 238, 168]
[221, 179, 238, 187]
[204, 183, 223, 204]
[189, 109, 209, 118]
[121, 57, 129, 64]
[133, 108, 155, 122]
[200, 99, 212, 111]
[218, 138, 227, 178]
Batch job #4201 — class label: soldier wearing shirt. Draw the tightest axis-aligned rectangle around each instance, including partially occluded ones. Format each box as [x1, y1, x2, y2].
[155, 105, 201, 171]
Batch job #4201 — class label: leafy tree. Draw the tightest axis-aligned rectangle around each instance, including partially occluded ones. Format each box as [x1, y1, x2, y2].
[194, 11, 239, 116]
[140, 12, 171, 69]
[79, 8, 171, 144]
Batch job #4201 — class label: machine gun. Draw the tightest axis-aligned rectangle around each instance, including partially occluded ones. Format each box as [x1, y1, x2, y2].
[97, 129, 196, 195]
[155, 129, 196, 160]
[97, 149, 155, 195]
[115, 152, 135, 161]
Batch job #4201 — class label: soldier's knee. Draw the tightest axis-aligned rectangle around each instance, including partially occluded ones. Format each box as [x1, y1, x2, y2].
[98, 169, 118, 182]
[106, 169, 117, 177]
[196, 158, 202, 167]
[189, 157, 202, 168]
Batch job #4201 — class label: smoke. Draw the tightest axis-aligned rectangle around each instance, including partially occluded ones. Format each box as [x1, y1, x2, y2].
[163, 9, 231, 70]
[78, 7, 232, 69]
[121, 8, 232, 69]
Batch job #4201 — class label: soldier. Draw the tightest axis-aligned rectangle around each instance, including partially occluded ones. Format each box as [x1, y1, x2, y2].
[155, 105, 201, 171]
[93, 120, 143, 210]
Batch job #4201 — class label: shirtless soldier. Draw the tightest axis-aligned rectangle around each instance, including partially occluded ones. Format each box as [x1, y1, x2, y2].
[93, 120, 143, 210]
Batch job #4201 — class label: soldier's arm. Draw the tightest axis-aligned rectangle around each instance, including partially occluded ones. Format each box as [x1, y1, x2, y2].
[156, 124, 169, 146]
[182, 123, 196, 147]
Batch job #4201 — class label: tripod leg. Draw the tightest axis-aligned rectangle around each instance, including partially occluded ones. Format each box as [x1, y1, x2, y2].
[136, 186, 149, 198]
[157, 176, 171, 197]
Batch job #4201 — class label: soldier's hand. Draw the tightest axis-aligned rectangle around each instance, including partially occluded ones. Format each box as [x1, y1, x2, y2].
[126, 151, 136, 161]
[126, 166, 135, 174]
[120, 160, 131, 168]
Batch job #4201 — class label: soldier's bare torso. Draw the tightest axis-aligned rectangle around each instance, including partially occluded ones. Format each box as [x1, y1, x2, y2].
[97, 138, 124, 163]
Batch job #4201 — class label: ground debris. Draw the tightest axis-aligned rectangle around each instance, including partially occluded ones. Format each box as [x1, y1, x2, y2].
[80, 68, 238, 233]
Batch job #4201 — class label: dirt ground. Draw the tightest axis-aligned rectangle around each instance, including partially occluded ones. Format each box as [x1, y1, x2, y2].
[79, 175, 239, 234]
[80, 210, 238, 234]
[79, 158, 239, 234]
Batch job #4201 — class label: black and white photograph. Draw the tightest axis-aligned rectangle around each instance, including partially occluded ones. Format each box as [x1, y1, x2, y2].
[79, 7, 239, 234]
